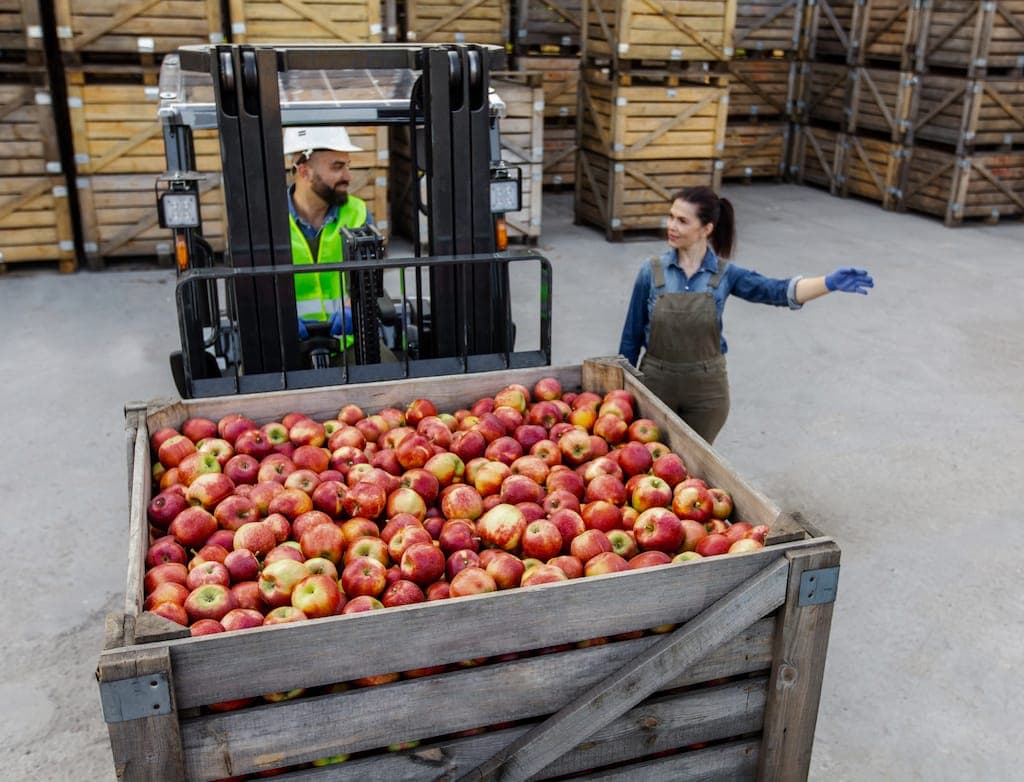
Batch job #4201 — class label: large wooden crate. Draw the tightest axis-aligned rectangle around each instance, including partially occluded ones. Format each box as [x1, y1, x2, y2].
[65, 69, 226, 267]
[915, 0, 1024, 76]
[492, 75, 545, 242]
[727, 54, 799, 119]
[404, 0, 509, 45]
[0, 70, 76, 272]
[579, 66, 730, 161]
[514, 0, 583, 54]
[899, 143, 1024, 225]
[575, 149, 722, 238]
[839, 132, 903, 207]
[53, 0, 223, 61]
[542, 122, 577, 188]
[227, 0, 382, 44]
[734, 0, 805, 55]
[788, 123, 844, 192]
[582, 0, 737, 66]
[0, 0, 44, 57]
[805, 0, 922, 68]
[913, 73, 1024, 152]
[99, 358, 840, 781]
[722, 120, 791, 181]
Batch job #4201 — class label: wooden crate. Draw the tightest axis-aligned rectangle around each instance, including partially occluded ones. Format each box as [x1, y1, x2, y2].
[53, 0, 223, 60]
[492, 75, 545, 242]
[515, 54, 580, 122]
[899, 143, 1024, 224]
[726, 55, 799, 119]
[913, 73, 1024, 152]
[99, 358, 839, 781]
[582, 0, 737, 66]
[542, 121, 577, 187]
[788, 123, 844, 192]
[575, 149, 722, 238]
[65, 69, 226, 266]
[404, 0, 509, 45]
[839, 132, 903, 207]
[579, 66, 730, 161]
[0, 72, 76, 272]
[915, 0, 1024, 76]
[514, 0, 583, 54]
[722, 120, 791, 181]
[734, 0, 804, 55]
[227, 0, 382, 44]
[0, 0, 44, 56]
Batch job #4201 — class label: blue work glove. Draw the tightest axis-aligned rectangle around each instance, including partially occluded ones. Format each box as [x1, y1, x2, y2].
[825, 267, 873, 294]
[327, 306, 353, 337]
[297, 317, 310, 339]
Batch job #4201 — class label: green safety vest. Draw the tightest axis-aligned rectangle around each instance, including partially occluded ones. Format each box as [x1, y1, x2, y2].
[290, 196, 368, 347]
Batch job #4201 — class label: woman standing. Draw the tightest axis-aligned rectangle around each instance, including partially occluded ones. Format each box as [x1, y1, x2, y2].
[618, 186, 873, 444]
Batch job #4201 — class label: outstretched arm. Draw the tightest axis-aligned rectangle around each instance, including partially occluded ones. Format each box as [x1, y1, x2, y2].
[795, 267, 873, 304]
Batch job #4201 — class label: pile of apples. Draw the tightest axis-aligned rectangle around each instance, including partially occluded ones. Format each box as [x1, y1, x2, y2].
[144, 378, 769, 637]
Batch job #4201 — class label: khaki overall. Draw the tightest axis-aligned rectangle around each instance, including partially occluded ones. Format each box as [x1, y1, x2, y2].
[639, 257, 731, 444]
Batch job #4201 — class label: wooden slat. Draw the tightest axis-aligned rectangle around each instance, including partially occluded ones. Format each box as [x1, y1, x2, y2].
[758, 542, 841, 779]
[455, 557, 789, 781]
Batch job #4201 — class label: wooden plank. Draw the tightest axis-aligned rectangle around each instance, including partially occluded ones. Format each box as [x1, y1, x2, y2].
[96, 645, 186, 782]
[454, 557, 789, 781]
[758, 542, 841, 779]
[178, 619, 777, 777]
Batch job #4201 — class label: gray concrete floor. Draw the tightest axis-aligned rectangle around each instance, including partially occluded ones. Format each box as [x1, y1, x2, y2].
[1, 184, 1021, 780]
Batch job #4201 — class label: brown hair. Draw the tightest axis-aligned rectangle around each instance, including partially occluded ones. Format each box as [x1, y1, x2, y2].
[671, 186, 736, 259]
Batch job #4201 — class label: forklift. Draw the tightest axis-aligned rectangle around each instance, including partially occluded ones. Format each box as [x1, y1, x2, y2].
[155, 43, 552, 399]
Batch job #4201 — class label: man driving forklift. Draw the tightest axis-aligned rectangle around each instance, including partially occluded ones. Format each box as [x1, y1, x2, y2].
[286, 125, 399, 365]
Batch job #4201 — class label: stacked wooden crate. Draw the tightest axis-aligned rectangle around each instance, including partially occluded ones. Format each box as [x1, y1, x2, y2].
[56, 0, 225, 268]
[574, 1, 734, 239]
[722, 1, 806, 182]
[898, 0, 1024, 225]
[0, 64, 77, 273]
[512, 1, 583, 191]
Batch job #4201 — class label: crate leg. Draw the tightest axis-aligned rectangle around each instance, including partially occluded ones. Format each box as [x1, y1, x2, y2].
[757, 542, 841, 780]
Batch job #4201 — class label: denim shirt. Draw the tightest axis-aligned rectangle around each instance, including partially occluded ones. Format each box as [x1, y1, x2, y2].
[618, 247, 803, 365]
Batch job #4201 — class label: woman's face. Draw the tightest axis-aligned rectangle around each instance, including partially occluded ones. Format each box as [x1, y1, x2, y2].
[666, 198, 712, 251]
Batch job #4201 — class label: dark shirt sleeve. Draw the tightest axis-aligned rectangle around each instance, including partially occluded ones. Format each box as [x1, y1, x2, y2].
[618, 262, 651, 366]
[726, 264, 792, 306]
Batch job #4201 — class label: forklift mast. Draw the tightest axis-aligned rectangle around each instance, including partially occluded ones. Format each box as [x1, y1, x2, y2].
[157, 43, 550, 398]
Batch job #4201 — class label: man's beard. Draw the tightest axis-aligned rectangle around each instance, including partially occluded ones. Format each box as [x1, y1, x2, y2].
[311, 176, 348, 208]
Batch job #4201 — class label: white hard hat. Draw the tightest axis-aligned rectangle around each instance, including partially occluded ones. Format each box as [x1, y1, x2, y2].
[283, 126, 362, 157]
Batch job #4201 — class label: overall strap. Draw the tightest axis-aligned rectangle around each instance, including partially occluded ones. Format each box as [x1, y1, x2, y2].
[649, 256, 666, 289]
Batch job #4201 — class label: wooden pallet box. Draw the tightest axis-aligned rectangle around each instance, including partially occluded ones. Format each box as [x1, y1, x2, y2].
[227, 0, 382, 44]
[582, 0, 737, 66]
[404, 0, 509, 45]
[514, 0, 583, 54]
[913, 73, 1024, 152]
[915, 0, 1024, 76]
[839, 132, 903, 207]
[579, 66, 730, 161]
[53, 0, 223, 60]
[542, 122, 577, 187]
[99, 358, 839, 781]
[492, 75, 545, 242]
[515, 54, 580, 122]
[65, 70, 226, 266]
[899, 143, 1024, 224]
[575, 149, 722, 238]
[734, 0, 805, 55]
[727, 55, 799, 119]
[0, 74, 76, 272]
[0, 0, 44, 56]
[805, 0, 922, 68]
[722, 120, 791, 181]
[788, 123, 844, 193]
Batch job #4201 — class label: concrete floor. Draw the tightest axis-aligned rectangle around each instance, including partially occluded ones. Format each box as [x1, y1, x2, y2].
[1, 184, 1021, 780]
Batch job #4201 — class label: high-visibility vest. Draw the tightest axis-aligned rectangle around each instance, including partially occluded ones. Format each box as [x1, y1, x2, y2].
[290, 196, 367, 347]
